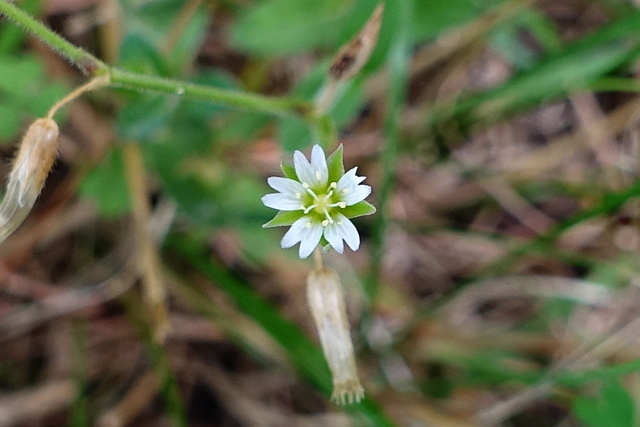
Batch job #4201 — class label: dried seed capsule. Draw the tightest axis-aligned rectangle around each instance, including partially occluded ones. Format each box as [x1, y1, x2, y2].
[306, 268, 364, 405]
[329, 3, 384, 81]
[0, 118, 59, 243]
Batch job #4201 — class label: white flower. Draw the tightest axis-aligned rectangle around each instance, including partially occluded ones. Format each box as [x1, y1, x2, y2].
[262, 144, 375, 259]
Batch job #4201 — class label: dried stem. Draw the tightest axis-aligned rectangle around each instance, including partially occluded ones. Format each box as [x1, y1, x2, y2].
[122, 143, 171, 342]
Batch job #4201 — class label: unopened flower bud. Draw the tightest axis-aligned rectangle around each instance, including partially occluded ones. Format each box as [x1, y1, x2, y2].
[329, 3, 384, 81]
[306, 268, 364, 405]
[0, 118, 59, 243]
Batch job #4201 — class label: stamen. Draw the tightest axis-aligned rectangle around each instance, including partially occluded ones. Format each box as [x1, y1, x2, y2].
[326, 189, 334, 198]
[304, 204, 318, 214]
[299, 205, 306, 210]
[302, 182, 310, 189]
[305, 187, 320, 201]
[295, 192, 302, 199]
[326, 202, 345, 209]
[322, 220, 329, 227]
[315, 171, 322, 180]
[342, 188, 349, 194]
[337, 220, 343, 225]
[322, 207, 333, 224]
[330, 182, 337, 189]
[305, 221, 312, 228]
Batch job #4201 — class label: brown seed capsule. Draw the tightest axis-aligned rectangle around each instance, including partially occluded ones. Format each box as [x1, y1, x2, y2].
[0, 118, 60, 243]
[329, 3, 384, 81]
[306, 268, 364, 405]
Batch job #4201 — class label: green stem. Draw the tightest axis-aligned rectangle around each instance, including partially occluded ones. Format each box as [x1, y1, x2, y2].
[109, 69, 314, 119]
[0, 0, 317, 120]
[0, 0, 105, 74]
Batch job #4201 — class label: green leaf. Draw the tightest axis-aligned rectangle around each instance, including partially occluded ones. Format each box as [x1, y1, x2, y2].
[326, 144, 344, 183]
[439, 10, 640, 127]
[117, 94, 177, 142]
[0, 104, 21, 140]
[118, 34, 168, 76]
[279, 116, 310, 152]
[342, 201, 376, 218]
[411, 0, 479, 41]
[79, 148, 131, 217]
[262, 210, 304, 228]
[28, 83, 69, 118]
[0, 56, 43, 97]
[314, 114, 337, 149]
[573, 381, 634, 427]
[166, 3, 208, 74]
[231, 0, 352, 56]
[281, 162, 298, 180]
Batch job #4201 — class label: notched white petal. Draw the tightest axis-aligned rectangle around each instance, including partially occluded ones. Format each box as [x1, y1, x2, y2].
[310, 144, 328, 186]
[337, 167, 366, 193]
[293, 150, 315, 186]
[334, 214, 360, 251]
[281, 217, 308, 248]
[262, 193, 303, 211]
[0, 118, 59, 244]
[267, 176, 304, 195]
[343, 184, 371, 206]
[299, 221, 323, 259]
[306, 268, 364, 405]
[324, 222, 345, 253]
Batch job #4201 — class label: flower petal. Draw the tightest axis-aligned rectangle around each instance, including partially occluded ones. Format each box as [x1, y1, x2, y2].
[262, 193, 303, 211]
[281, 217, 309, 248]
[336, 167, 366, 198]
[299, 221, 323, 258]
[310, 145, 328, 187]
[324, 222, 344, 253]
[267, 176, 305, 195]
[344, 185, 371, 206]
[294, 150, 316, 186]
[334, 214, 360, 251]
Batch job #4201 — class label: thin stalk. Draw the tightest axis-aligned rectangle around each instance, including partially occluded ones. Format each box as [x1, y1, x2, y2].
[108, 68, 314, 119]
[47, 75, 109, 119]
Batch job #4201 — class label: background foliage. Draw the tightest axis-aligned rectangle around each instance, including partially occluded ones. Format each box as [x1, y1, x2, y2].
[2, 0, 640, 426]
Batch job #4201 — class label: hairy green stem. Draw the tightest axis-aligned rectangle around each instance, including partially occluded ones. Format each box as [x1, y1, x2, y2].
[109, 69, 314, 119]
[0, 0, 105, 74]
[0, 0, 317, 120]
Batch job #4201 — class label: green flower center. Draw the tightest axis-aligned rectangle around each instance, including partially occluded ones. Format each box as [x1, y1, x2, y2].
[299, 182, 346, 226]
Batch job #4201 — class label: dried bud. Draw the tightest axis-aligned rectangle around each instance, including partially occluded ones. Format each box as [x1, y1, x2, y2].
[306, 268, 364, 405]
[329, 3, 384, 81]
[0, 118, 59, 243]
